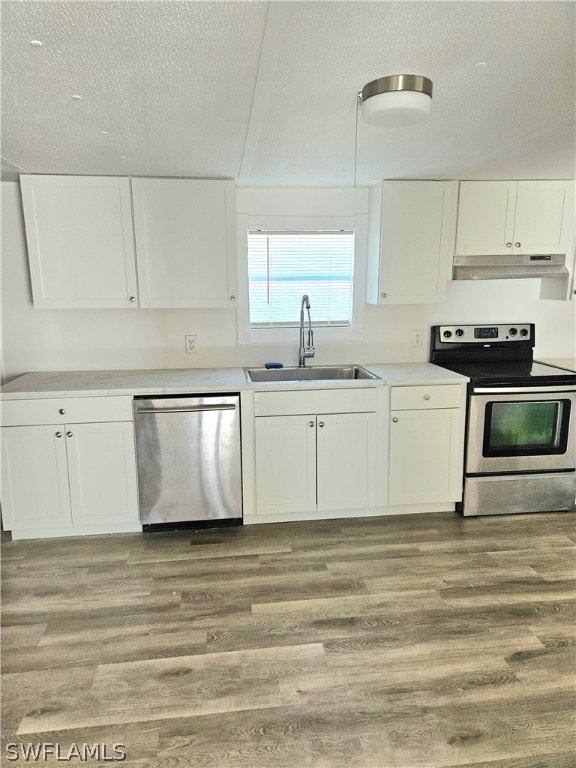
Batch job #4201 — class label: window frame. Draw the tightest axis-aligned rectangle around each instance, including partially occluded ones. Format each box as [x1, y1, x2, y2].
[237, 214, 367, 345]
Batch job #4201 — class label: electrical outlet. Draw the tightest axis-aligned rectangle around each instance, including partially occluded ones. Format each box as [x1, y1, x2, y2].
[412, 329, 423, 348]
[185, 335, 198, 354]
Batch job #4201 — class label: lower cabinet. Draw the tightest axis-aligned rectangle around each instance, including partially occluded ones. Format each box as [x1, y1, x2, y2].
[1, 397, 140, 539]
[254, 415, 317, 515]
[1, 425, 72, 531]
[253, 390, 378, 517]
[316, 412, 377, 511]
[388, 384, 464, 505]
[65, 421, 139, 527]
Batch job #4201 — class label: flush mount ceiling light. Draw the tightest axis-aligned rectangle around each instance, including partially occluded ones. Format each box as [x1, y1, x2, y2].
[360, 74, 433, 128]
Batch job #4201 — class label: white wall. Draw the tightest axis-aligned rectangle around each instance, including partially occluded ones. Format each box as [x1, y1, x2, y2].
[2, 180, 575, 383]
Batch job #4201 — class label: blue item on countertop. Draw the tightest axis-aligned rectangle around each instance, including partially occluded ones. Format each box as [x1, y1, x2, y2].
[264, 362, 284, 369]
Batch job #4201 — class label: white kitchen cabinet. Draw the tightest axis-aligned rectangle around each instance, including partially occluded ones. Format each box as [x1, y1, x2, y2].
[131, 178, 237, 308]
[253, 389, 378, 517]
[1, 425, 72, 532]
[455, 180, 574, 257]
[65, 421, 139, 527]
[1, 397, 140, 539]
[20, 175, 138, 308]
[254, 415, 317, 516]
[316, 412, 377, 511]
[388, 384, 464, 506]
[367, 180, 458, 304]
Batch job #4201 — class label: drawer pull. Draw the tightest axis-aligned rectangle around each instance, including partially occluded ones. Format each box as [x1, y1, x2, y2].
[59, 408, 65, 414]
[392, 417, 399, 423]
[423, 395, 431, 401]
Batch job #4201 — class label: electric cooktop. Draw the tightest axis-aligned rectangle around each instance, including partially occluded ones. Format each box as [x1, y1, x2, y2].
[430, 323, 576, 388]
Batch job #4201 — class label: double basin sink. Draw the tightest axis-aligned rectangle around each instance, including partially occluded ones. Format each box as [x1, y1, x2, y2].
[245, 364, 379, 383]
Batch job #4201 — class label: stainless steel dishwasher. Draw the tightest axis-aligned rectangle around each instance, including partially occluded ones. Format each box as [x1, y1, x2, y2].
[134, 395, 242, 530]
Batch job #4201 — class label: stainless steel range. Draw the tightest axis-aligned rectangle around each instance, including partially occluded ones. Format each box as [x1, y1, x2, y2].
[431, 324, 576, 516]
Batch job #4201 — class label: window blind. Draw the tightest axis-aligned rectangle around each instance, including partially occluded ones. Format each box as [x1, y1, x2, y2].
[247, 231, 355, 327]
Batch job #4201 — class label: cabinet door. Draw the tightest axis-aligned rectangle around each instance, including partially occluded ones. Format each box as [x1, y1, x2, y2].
[513, 181, 573, 255]
[316, 412, 377, 511]
[65, 422, 139, 526]
[132, 178, 236, 308]
[1, 426, 72, 531]
[370, 180, 457, 304]
[455, 181, 516, 256]
[254, 415, 316, 515]
[389, 409, 462, 505]
[20, 175, 138, 308]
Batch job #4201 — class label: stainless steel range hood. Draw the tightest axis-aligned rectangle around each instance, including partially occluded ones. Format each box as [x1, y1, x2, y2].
[453, 253, 569, 281]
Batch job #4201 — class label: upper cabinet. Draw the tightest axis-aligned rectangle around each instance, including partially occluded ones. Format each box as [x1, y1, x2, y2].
[455, 180, 574, 257]
[367, 180, 458, 305]
[131, 178, 236, 308]
[19, 175, 237, 310]
[20, 175, 138, 309]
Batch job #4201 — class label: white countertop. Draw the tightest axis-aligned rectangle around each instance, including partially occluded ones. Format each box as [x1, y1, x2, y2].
[362, 362, 466, 386]
[0, 363, 468, 399]
[0, 368, 248, 399]
[536, 358, 576, 373]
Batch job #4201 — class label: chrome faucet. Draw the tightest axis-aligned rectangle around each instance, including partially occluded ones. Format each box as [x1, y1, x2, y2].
[298, 294, 315, 367]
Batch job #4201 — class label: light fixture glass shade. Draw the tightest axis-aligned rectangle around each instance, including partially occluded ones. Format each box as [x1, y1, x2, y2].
[360, 74, 433, 127]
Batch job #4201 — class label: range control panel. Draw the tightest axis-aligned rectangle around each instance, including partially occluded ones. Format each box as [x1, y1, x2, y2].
[438, 324, 533, 343]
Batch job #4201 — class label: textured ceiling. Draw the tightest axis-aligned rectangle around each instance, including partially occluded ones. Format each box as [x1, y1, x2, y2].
[1, 1, 575, 185]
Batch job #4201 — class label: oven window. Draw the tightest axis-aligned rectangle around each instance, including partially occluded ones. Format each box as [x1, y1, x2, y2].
[483, 399, 570, 456]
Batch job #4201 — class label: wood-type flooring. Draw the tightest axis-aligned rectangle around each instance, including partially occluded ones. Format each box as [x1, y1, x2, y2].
[1, 510, 575, 767]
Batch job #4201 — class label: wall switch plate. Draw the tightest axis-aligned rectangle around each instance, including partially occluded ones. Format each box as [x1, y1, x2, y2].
[185, 335, 198, 354]
[412, 330, 423, 348]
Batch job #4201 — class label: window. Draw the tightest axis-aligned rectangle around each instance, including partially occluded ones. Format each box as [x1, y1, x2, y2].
[247, 231, 354, 328]
[236, 192, 368, 345]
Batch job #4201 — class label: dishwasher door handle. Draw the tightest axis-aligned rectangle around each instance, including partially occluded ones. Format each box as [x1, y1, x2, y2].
[136, 404, 237, 414]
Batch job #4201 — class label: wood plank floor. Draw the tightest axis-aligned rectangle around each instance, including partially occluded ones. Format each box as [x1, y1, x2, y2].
[1, 511, 575, 767]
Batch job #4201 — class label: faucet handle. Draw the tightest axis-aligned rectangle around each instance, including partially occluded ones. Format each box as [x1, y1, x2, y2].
[305, 328, 315, 357]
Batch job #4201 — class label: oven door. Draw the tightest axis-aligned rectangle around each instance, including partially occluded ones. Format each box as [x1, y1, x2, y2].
[466, 386, 576, 474]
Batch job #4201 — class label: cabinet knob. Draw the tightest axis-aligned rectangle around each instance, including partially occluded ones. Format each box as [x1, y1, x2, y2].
[423, 395, 431, 401]
[381, 292, 387, 299]
[55, 431, 63, 438]
[318, 421, 325, 428]
[308, 421, 315, 427]
[515, 242, 521, 248]
[66, 431, 73, 437]
[129, 296, 136, 303]
[230, 295, 236, 302]
[59, 408, 65, 414]
[506, 242, 512, 248]
[392, 417, 399, 423]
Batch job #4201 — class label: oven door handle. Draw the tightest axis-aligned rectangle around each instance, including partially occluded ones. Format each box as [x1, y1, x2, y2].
[472, 386, 576, 395]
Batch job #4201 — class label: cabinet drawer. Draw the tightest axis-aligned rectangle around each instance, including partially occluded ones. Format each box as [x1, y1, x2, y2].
[390, 384, 462, 411]
[255, 388, 378, 417]
[1, 396, 134, 427]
